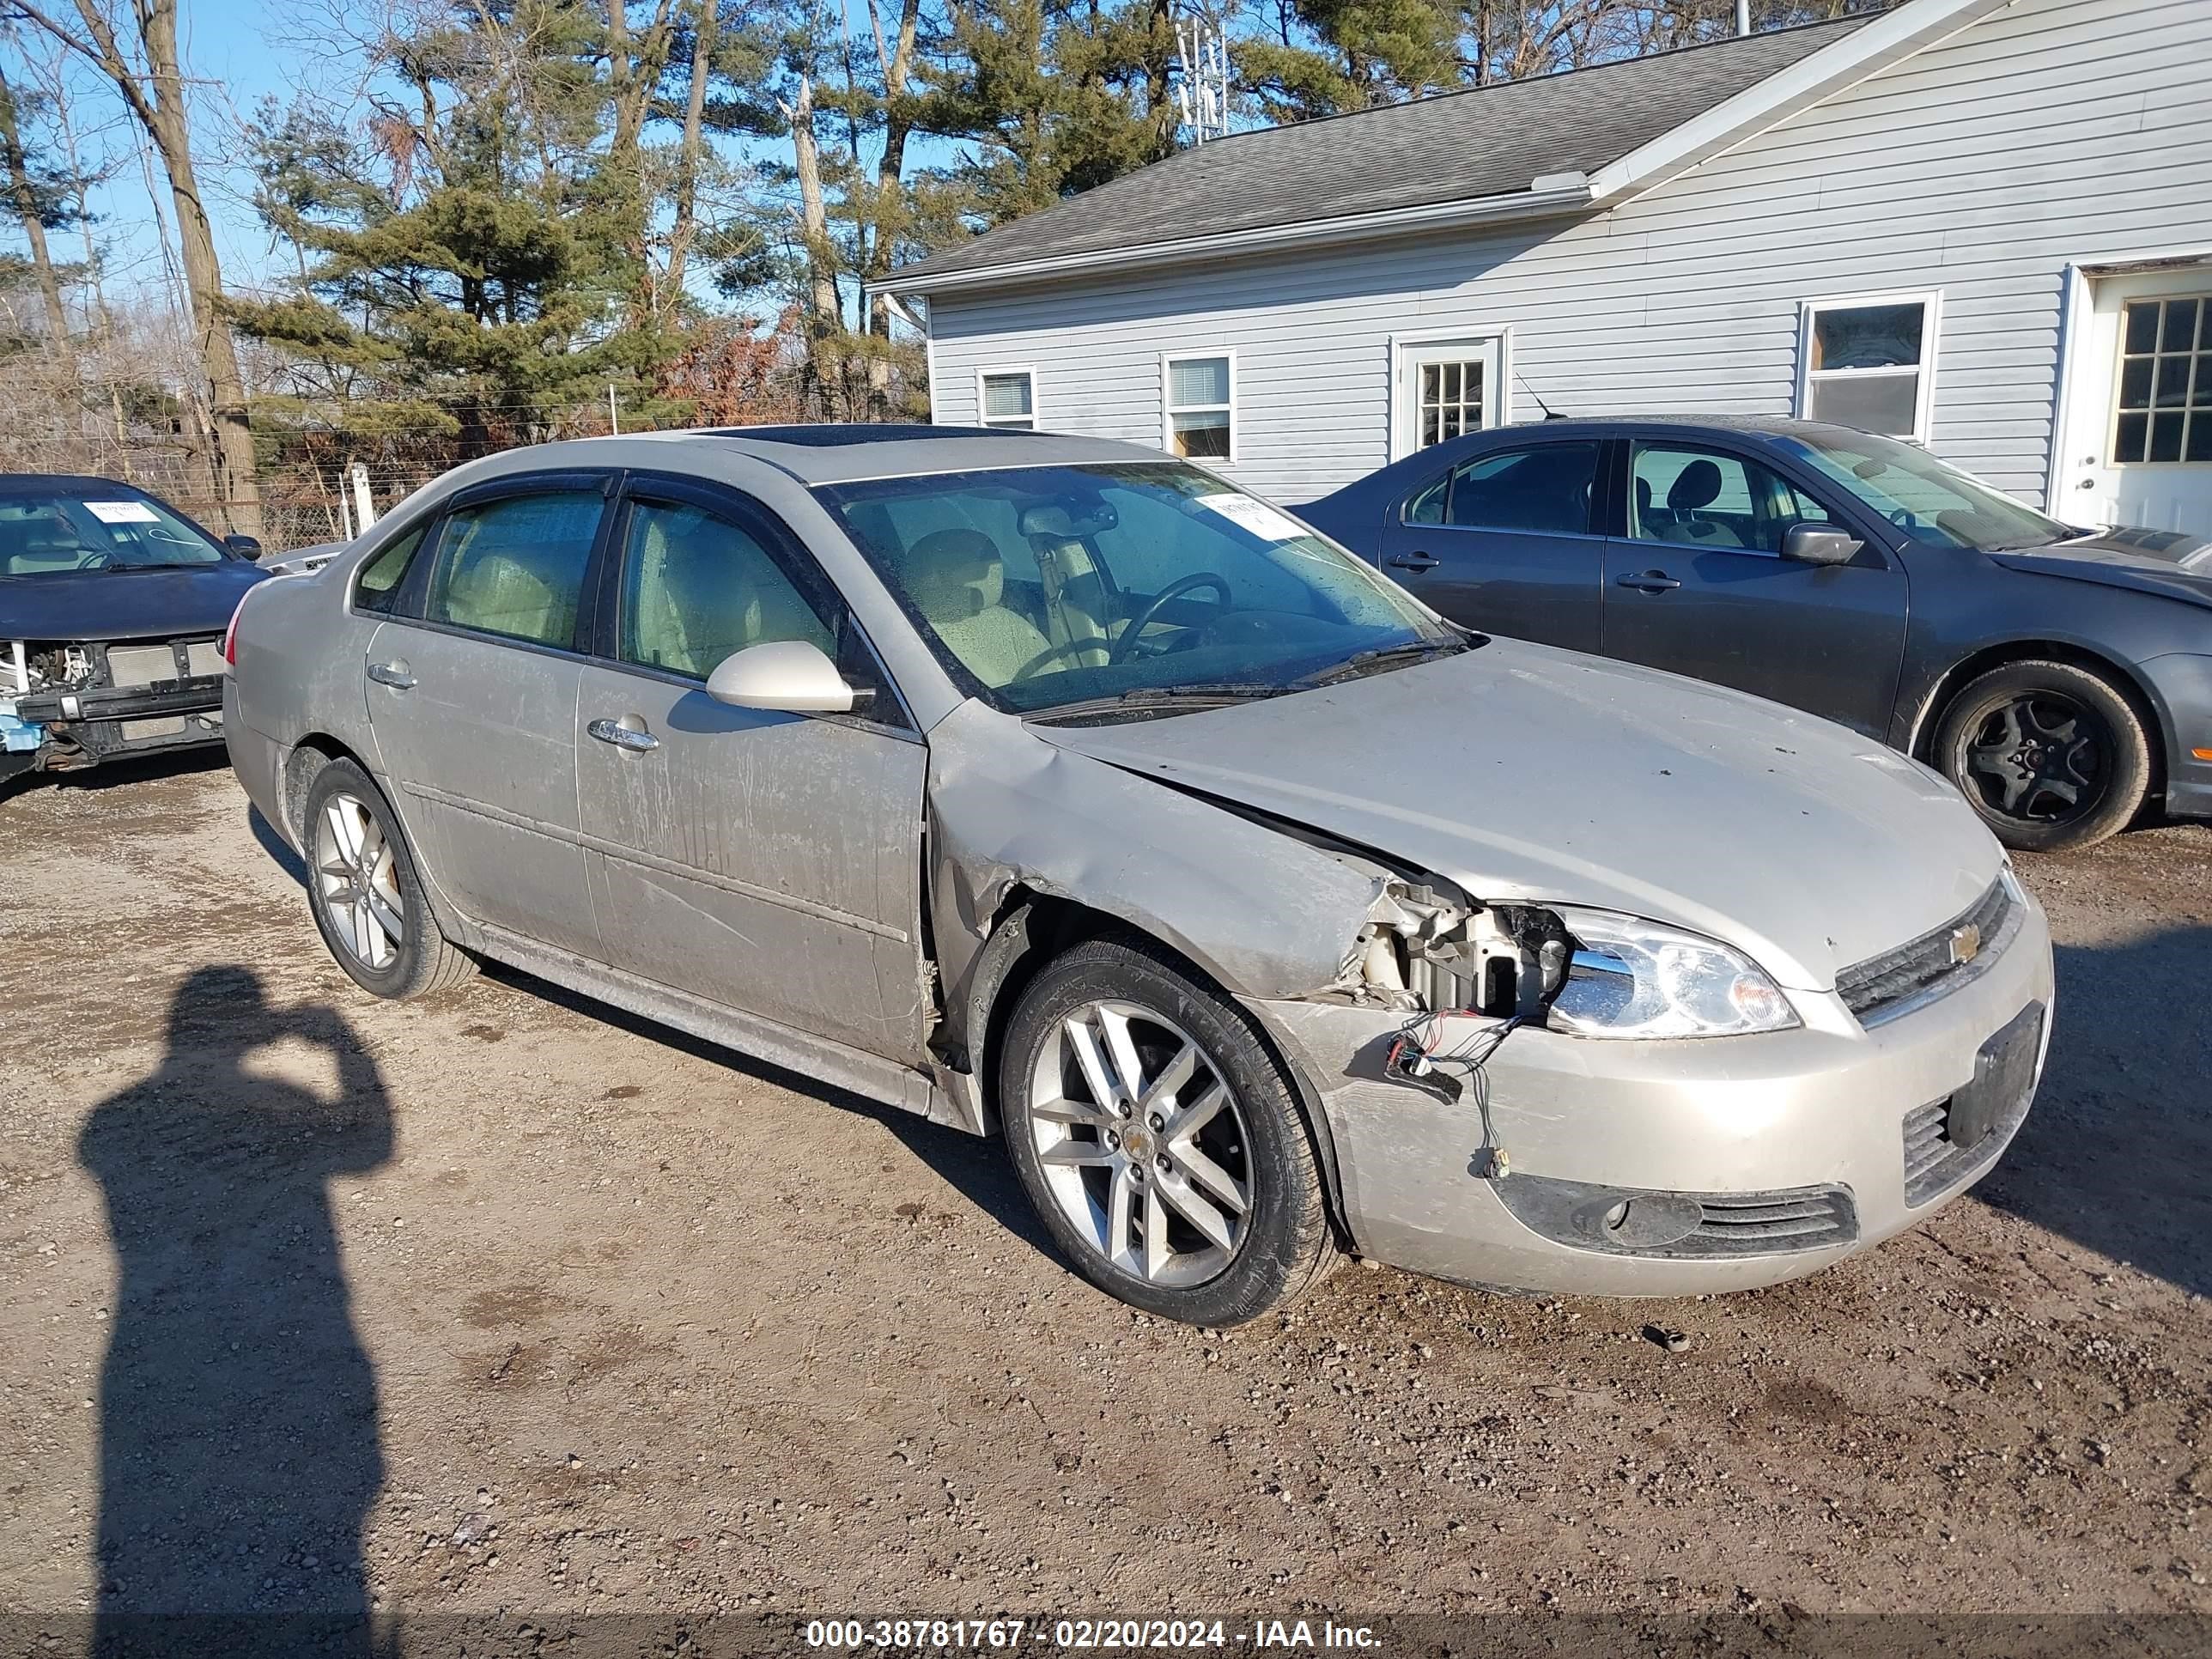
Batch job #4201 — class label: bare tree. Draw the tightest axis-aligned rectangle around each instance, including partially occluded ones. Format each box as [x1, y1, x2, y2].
[0, 63, 71, 344]
[12, 0, 262, 534]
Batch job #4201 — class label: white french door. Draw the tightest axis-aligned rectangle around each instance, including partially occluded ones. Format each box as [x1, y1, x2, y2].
[2058, 267, 2212, 536]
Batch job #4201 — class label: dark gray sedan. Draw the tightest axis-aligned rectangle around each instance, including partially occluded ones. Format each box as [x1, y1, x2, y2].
[1298, 416, 2212, 852]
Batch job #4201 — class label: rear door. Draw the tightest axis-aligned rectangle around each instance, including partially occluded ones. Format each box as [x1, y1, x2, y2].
[1372, 437, 1607, 651]
[573, 475, 930, 1063]
[362, 473, 612, 958]
[1601, 440, 1909, 737]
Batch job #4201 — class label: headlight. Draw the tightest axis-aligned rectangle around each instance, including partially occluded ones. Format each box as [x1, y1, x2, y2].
[1547, 910, 1799, 1039]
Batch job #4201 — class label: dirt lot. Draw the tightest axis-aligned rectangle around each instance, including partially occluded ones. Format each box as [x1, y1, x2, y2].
[3, 756, 2210, 1636]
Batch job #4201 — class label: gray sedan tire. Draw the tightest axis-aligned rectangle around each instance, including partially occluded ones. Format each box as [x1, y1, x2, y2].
[1933, 659, 2152, 854]
[999, 936, 1334, 1325]
[302, 757, 477, 1000]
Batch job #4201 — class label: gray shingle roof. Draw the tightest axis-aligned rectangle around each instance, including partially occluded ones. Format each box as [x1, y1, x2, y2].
[892, 15, 1875, 286]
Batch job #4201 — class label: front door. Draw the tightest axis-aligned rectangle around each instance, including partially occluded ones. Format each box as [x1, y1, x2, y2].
[363, 483, 609, 958]
[1395, 337, 1503, 460]
[574, 481, 930, 1063]
[1374, 438, 1607, 652]
[2063, 270, 2212, 536]
[1601, 441, 1909, 738]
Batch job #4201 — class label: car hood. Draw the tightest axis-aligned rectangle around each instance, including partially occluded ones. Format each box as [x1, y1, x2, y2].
[1990, 526, 2212, 610]
[0, 559, 266, 641]
[1034, 641, 2004, 992]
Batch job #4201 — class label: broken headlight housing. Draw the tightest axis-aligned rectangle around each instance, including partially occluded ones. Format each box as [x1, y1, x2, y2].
[1547, 910, 1799, 1040]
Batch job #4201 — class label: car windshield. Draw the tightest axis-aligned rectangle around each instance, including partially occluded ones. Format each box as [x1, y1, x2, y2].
[0, 488, 228, 577]
[816, 461, 1464, 716]
[1782, 431, 2074, 553]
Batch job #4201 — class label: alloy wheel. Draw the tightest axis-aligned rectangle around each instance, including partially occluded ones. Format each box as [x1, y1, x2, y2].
[315, 792, 405, 971]
[1027, 1000, 1253, 1288]
[1962, 691, 2111, 829]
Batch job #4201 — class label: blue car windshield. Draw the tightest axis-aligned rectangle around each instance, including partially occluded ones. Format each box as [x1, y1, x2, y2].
[1783, 431, 2072, 553]
[817, 462, 1463, 716]
[0, 489, 228, 578]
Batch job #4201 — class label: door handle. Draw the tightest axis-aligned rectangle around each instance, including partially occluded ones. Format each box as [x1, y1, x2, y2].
[586, 717, 660, 753]
[1616, 572, 1682, 594]
[1387, 552, 1442, 574]
[365, 660, 416, 690]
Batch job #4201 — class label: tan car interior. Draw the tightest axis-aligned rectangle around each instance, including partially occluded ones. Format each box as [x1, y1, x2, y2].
[623, 505, 832, 678]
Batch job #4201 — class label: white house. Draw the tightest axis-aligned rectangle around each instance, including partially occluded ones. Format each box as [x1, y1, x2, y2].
[881, 0, 2212, 535]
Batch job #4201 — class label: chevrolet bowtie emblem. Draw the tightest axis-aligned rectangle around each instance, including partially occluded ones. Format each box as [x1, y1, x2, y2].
[1948, 923, 1982, 967]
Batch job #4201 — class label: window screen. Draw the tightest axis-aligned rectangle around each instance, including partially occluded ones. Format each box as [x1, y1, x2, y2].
[1802, 297, 1936, 440]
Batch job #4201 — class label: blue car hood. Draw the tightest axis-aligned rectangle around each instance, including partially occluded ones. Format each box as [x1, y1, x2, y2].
[0, 559, 267, 641]
[1991, 526, 2212, 611]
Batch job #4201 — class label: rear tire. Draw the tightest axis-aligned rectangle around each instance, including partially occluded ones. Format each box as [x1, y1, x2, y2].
[999, 936, 1334, 1325]
[1933, 659, 2152, 854]
[301, 757, 477, 999]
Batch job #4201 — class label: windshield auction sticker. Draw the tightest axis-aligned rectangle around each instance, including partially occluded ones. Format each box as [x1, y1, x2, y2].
[84, 500, 162, 525]
[1194, 493, 1310, 544]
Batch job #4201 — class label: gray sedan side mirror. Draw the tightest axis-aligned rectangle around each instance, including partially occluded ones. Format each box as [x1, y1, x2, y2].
[705, 641, 863, 714]
[1781, 523, 1864, 568]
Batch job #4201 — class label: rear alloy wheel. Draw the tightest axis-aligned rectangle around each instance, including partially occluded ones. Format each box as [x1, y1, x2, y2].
[1000, 938, 1334, 1324]
[1934, 659, 2152, 854]
[301, 756, 477, 999]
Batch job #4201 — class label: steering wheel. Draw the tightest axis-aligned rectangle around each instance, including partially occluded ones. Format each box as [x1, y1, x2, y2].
[1109, 573, 1232, 665]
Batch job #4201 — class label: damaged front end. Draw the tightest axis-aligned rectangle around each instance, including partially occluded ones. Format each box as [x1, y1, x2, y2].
[1344, 880, 1574, 1022]
[2, 635, 229, 779]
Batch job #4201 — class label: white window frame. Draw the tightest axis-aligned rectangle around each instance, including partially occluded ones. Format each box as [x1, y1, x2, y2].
[975, 365, 1038, 431]
[1796, 289, 1943, 444]
[1160, 349, 1237, 464]
[1387, 326, 1513, 462]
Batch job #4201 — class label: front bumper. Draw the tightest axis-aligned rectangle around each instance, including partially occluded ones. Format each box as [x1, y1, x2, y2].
[2141, 652, 2212, 822]
[1245, 884, 2055, 1297]
[12, 659, 228, 770]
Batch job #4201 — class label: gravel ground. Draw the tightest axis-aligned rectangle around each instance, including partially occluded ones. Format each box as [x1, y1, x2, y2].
[2, 757, 2209, 1633]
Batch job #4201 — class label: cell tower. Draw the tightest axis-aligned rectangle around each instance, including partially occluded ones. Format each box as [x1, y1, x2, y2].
[1174, 13, 1231, 146]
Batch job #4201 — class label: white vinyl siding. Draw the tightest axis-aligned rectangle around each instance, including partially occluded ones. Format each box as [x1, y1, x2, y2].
[924, 0, 2212, 506]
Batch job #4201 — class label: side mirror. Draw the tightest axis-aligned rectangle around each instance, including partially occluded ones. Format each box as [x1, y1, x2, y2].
[1781, 523, 1863, 568]
[705, 641, 866, 714]
[224, 533, 264, 560]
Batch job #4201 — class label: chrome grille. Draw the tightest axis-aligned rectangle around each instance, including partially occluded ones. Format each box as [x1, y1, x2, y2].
[1837, 876, 2015, 1026]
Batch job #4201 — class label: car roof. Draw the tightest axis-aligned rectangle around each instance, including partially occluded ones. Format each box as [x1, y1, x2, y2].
[612, 424, 1170, 485]
[0, 474, 162, 496]
[1472, 413, 1867, 444]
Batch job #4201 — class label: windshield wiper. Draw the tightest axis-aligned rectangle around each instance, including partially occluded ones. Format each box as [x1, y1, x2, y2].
[1025, 683, 1291, 724]
[103, 560, 214, 574]
[1292, 640, 1466, 690]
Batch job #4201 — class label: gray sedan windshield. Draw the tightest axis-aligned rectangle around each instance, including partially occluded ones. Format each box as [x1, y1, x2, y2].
[1784, 431, 2071, 553]
[817, 462, 1461, 715]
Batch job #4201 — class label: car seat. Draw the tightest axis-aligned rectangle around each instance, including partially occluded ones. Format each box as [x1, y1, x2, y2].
[902, 528, 1056, 687]
[1650, 460, 1749, 548]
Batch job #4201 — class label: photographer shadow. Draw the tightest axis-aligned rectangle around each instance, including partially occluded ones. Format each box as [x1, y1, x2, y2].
[80, 967, 391, 1656]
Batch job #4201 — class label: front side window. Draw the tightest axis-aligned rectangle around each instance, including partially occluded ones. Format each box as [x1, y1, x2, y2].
[1164, 355, 1233, 460]
[1781, 429, 2069, 553]
[980, 370, 1036, 431]
[1441, 442, 1601, 534]
[424, 491, 602, 648]
[619, 500, 834, 679]
[0, 489, 228, 579]
[1801, 295, 1938, 440]
[1630, 445, 1834, 556]
[817, 462, 1460, 716]
[2113, 295, 2212, 465]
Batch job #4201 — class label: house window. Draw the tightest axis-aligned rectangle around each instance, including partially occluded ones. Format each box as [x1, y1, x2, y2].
[1164, 353, 1234, 460]
[1799, 295, 1939, 441]
[2112, 296, 2212, 465]
[979, 369, 1036, 430]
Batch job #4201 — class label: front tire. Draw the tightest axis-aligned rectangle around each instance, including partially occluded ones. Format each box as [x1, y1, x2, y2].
[302, 757, 477, 999]
[998, 937, 1334, 1325]
[1933, 660, 2152, 854]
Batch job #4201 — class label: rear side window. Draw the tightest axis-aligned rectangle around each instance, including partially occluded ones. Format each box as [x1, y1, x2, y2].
[353, 526, 427, 613]
[1443, 443, 1601, 534]
[424, 492, 603, 648]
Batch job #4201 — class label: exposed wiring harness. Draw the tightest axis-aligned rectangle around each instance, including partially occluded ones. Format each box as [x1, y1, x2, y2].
[1383, 1012, 1525, 1180]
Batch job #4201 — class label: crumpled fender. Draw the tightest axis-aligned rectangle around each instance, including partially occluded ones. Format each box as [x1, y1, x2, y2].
[924, 699, 1387, 1048]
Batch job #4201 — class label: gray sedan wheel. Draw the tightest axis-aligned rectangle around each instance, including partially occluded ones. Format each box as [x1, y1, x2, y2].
[1000, 937, 1334, 1324]
[302, 757, 477, 1000]
[1934, 659, 2152, 854]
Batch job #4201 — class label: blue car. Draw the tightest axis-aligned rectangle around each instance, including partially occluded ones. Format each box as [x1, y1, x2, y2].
[1299, 416, 2212, 853]
[1, 476, 266, 783]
